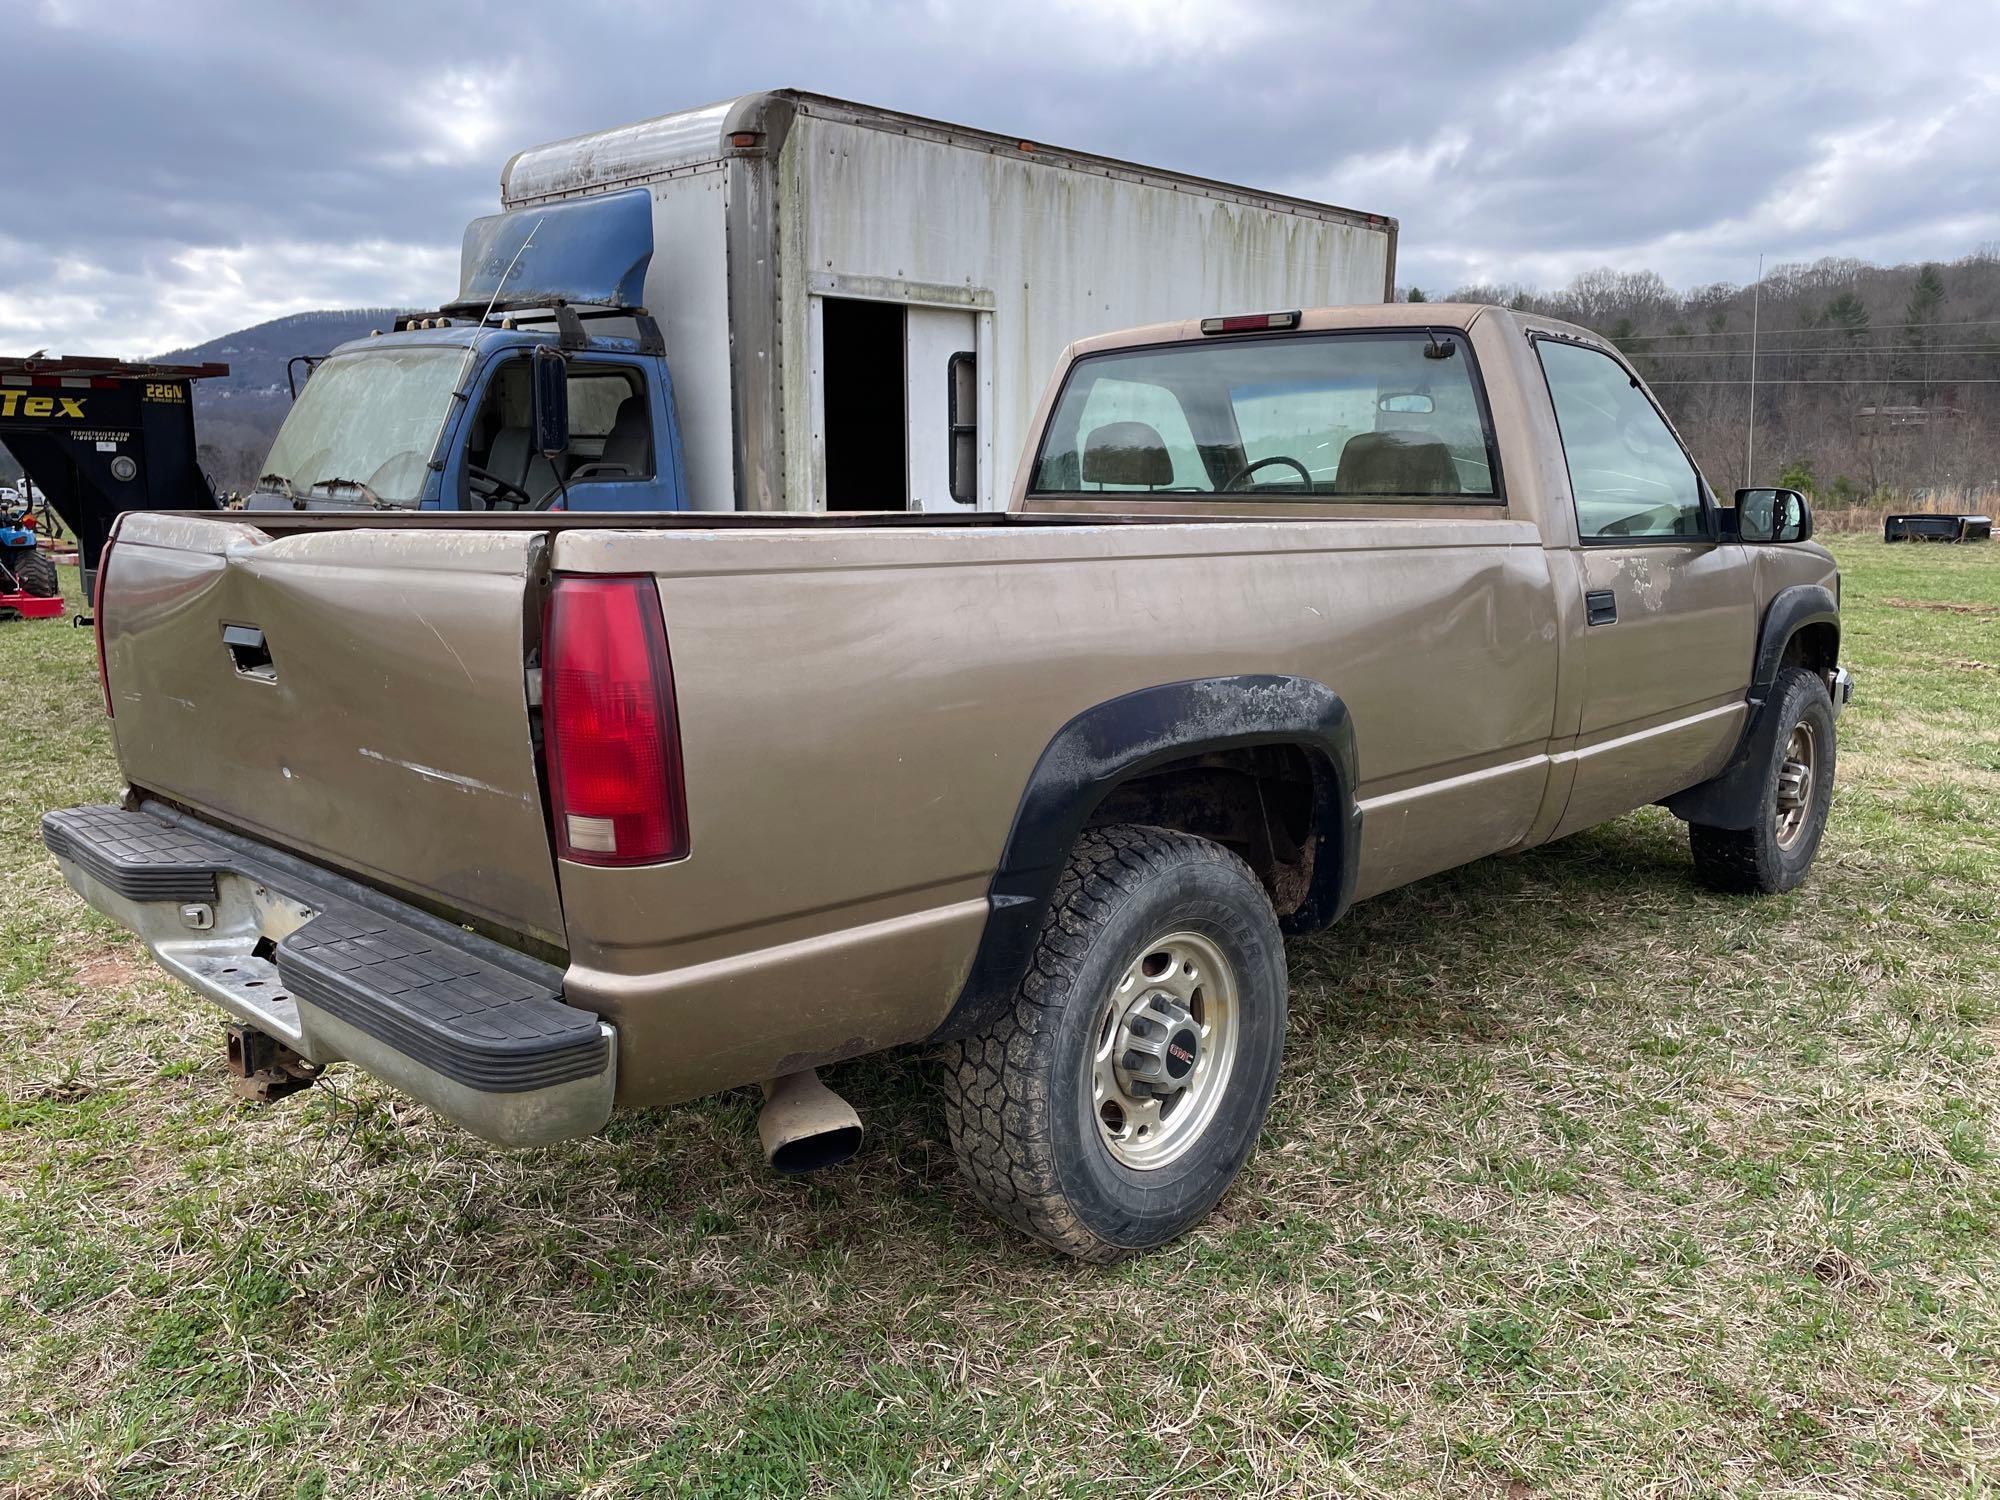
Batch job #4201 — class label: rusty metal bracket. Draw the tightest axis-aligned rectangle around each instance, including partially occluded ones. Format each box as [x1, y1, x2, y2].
[224, 1023, 321, 1104]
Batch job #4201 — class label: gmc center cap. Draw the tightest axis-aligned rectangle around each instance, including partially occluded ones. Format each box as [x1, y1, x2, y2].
[1164, 1025, 1199, 1081]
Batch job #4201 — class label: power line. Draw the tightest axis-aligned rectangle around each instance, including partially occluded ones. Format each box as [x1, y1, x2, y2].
[1634, 342, 2000, 358]
[1616, 316, 2000, 341]
[1649, 376, 2000, 386]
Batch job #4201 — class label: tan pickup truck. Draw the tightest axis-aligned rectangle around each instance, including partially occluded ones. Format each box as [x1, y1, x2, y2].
[46, 302, 1850, 1260]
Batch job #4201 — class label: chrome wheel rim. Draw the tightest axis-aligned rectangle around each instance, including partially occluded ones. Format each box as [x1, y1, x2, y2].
[1090, 930, 1240, 1170]
[1773, 719, 1818, 850]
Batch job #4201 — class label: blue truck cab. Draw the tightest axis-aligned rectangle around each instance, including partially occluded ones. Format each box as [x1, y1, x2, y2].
[250, 190, 691, 514]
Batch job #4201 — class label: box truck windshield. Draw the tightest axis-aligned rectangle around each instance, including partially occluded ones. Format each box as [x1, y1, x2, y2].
[260, 346, 466, 506]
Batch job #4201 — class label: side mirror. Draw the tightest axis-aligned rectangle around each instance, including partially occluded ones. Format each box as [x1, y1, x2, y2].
[532, 346, 569, 458]
[1735, 487, 1812, 544]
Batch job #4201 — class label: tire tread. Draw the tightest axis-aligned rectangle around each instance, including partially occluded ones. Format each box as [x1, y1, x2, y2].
[938, 824, 1264, 1262]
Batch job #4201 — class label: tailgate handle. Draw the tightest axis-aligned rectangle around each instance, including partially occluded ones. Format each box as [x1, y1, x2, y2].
[222, 623, 276, 681]
[1584, 589, 1618, 627]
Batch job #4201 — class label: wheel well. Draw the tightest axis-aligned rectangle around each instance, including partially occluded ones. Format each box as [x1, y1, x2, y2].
[1084, 744, 1325, 917]
[1781, 621, 1839, 675]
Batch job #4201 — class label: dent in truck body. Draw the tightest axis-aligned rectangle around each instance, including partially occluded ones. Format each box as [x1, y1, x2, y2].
[101, 515, 565, 945]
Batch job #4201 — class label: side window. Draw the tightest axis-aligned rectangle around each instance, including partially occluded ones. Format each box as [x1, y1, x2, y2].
[566, 367, 652, 480]
[1537, 340, 1704, 540]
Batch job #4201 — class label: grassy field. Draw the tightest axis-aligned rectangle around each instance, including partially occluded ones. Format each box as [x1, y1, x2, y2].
[2, 538, 1995, 1497]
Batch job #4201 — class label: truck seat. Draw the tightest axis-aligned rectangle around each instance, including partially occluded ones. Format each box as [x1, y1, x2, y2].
[600, 397, 652, 476]
[1081, 421, 1173, 489]
[484, 428, 563, 506]
[1332, 430, 1460, 496]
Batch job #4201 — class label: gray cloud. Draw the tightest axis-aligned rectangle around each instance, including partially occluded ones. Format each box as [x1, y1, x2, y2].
[2, 0, 1993, 355]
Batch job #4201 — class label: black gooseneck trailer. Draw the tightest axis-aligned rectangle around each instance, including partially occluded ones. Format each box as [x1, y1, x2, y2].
[0, 356, 227, 601]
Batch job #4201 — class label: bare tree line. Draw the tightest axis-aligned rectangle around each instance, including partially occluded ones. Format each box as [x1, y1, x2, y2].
[1413, 247, 2000, 508]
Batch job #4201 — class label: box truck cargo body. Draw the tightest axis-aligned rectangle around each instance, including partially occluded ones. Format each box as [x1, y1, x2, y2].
[497, 90, 1397, 512]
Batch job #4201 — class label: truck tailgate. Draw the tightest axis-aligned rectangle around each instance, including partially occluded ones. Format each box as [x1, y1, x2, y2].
[102, 513, 563, 945]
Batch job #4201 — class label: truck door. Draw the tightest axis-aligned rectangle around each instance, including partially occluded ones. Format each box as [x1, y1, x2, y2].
[1535, 337, 1756, 837]
[457, 352, 682, 512]
[812, 295, 989, 511]
[903, 307, 980, 511]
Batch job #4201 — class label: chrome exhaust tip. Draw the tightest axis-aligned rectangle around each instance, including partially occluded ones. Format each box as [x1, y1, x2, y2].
[757, 1069, 863, 1174]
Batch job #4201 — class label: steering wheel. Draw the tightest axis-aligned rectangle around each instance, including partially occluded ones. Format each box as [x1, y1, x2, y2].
[467, 464, 532, 510]
[1219, 454, 1313, 492]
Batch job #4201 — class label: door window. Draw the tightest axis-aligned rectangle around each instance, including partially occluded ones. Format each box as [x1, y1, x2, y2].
[1537, 340, 1705, 540]
[565, 365, 653, 481]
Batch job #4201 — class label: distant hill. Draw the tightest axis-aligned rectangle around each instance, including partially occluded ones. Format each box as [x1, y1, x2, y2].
[1, 309, 410, 489]
[156, 307, 408, 401]
[155, 308, 411, 494]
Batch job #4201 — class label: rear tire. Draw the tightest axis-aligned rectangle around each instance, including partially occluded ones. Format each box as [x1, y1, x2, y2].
[12, 549, 58, 598]
[938, 824, 1288, 1262]
[1689, 666, 1836, 894]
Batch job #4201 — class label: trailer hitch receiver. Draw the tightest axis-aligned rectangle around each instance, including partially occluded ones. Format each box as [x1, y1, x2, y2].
[224, 1022, 321, 1104]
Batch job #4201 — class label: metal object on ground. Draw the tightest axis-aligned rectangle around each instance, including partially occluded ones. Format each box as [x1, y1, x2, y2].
[1884, 513, 1992, 543]
[225, 1022, 322, 1103]
[757, 1069, 863, 1173]
[1091, 930, 1240, 1170]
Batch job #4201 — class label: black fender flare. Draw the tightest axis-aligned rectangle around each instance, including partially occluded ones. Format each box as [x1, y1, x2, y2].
[1665, 584, 1839, 829]
[930, 674, 1360, 1041]
[1749, 584, 1839, 699]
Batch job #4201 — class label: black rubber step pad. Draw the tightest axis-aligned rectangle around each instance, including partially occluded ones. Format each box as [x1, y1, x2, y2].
[278, 909, 607, 1093]
[41, 804, 228, 903]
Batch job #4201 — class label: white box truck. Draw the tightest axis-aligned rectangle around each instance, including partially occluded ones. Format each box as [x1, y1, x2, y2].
[249, 90, 1397, 515]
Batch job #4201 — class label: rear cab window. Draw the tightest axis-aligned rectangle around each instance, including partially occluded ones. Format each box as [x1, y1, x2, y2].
[1029, 330, 1502, 502]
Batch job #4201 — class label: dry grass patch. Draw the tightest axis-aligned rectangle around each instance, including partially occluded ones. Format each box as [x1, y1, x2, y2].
[2, 543, 1998, 1496]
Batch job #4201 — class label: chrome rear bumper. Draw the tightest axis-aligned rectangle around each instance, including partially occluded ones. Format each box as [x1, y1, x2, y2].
[44, 802, 613, 1147]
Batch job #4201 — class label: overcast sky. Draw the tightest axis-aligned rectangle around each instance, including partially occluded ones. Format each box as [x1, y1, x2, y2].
[3, 0, 1995, 357]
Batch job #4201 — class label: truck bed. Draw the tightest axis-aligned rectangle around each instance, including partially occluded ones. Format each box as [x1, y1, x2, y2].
[98, 503, 1560, 1107]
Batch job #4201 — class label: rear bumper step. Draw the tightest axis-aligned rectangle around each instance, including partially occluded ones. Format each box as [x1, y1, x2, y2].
[42, 803, 612, 1147]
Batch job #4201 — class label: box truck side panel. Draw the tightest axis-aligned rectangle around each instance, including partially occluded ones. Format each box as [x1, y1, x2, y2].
[645, 170, 736, 512]
[780, 113, 1393, 512]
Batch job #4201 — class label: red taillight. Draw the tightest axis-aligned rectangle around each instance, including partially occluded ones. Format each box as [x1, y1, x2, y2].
[542, 573, 687, 866]
[1200, 310, 1302, 335]
[93, 541, 113, 718]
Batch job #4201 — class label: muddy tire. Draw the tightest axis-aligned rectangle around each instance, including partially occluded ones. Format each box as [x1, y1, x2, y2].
[11, 549, 57, 598]
[1689, 666, 1836, 894]
[938, 824, 1287, 1262]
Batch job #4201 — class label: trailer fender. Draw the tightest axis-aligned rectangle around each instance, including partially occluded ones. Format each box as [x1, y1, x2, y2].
[931, 674, 1359, 1041]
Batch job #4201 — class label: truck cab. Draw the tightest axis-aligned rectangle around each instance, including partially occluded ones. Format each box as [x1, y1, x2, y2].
[249, 315, 690, 514]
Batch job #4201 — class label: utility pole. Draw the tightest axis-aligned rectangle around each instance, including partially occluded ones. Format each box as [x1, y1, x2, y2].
[1745, 253, 1762, 486]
